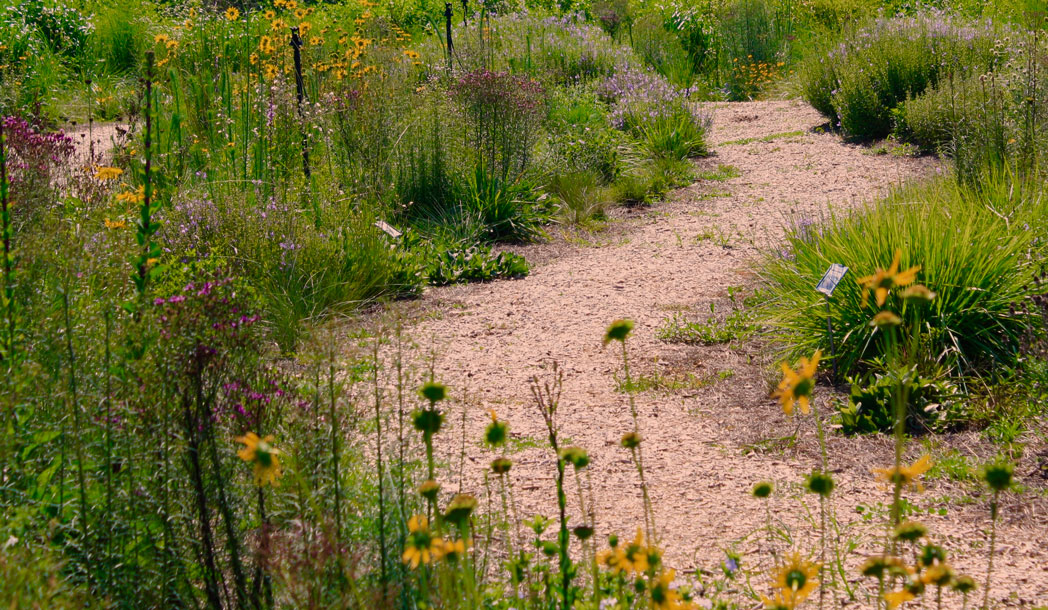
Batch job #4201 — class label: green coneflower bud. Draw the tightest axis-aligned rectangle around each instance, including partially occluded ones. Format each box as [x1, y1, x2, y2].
[412, 408, 444, 436]
[920, 544, 947, 567]
[634, 577, 647, 594]
[559, 446, 590, 469]
[419, 381, 447, 404]
[603, 319, 634, 346]
[484, 412, 509, 447]
[540, 540, 559, 556]
[981, 461, 1013, 492]
[418, 479, 440, 502]
[806, 471, 835, 497]
[608, 534, 619, 548]
[860, 556, 891, 579]
[870, 311, 903, 328]
[621, 432, 642, 449]
[752, 480, 773, 498]
[572, 525, 595, 541]
[491, 457, 513, 475]
[893, 520, 928, 543]
[952, 575, 976, 594]
[444, 493, 478, 525]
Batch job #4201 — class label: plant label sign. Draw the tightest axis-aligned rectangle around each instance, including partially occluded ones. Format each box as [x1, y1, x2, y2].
[815, 264, 848, 297]
[374, 220, 402, 239]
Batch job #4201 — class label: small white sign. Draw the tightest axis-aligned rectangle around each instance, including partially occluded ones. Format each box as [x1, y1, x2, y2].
[374, 220, 402, 239]
[816, 263, 849, 296]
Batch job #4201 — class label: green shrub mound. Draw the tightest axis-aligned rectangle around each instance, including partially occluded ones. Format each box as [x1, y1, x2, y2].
[798, 12, 1000, 140]
[760, 174, 1047, 379]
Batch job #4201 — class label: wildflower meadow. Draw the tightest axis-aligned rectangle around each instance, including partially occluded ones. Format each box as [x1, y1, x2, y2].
[1, 0, 1047, 608]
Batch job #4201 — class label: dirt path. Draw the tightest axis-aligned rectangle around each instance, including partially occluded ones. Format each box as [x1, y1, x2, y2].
[384, 100, 1047, 606]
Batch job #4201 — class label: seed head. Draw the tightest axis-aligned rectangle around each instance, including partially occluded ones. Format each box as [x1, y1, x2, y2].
[603, 319, 634, 346]
[870, 311, 903, 328]
[981, 461, 1014, 492]
[418, 479, 440, 501]
[621, 431, 642, 449]
[412, 408, 444, 436]
[893, 520, 928, 543]
[752, 480, 773, 499]
[419, 381, 448, 404]
[491, 457, 513, 475]
[559, 446, 590, 469]
[444, 493, 478, 525]
[484, 411, 509, 447]
[806, 471, 835, 497]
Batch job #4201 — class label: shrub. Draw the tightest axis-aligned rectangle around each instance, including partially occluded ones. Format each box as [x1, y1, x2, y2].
[836, 371, 963, 435]
[599, 66, 712, 158]
[760, 174, 1047, 379]
[798, 11, 1001, 140]
[547, 170, 615, 225]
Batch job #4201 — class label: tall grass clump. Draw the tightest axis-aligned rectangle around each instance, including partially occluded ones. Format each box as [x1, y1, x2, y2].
[798, 11, 1001, 140]
[760, 174, 1047, 380]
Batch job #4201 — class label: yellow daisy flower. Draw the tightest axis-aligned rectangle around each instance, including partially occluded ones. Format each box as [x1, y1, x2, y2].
[235, 432, 282, 487]
[94, 166, 123, 181]
[224, 7, 240, 21]
[650, 570, 688, 609]
[873, 455, 933, 492]
[402, 515, 442, 568]
[884, 589, 916, 609]
[772, 350, 821, 415]
[857, 249, 921, 307]
[771, 553, 820, 606]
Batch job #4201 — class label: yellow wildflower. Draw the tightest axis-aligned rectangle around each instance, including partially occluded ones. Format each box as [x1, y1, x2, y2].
[265, 9, 276, 19]
[154, 33, 170, 45]
[772, 350, 821, 415]
[650, 570, 688, 609]
[402, 515, 442, 568]
[884, 589, 916, 609]
[271, 18, 287, 31]
[94, 166, 123, 181]
[116, 186, 146, 205]
[104, 218, 127, 230]
[224, 7, 240, 21]
[235, 432, 282, 487]
[874, 454, 933, 492]
[857, 249, 921, 307]
[771, 553, 820, 606]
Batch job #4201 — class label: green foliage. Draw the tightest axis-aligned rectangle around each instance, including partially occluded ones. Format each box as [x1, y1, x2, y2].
[760, 174, 1047, 379]
[836, 370, 962, 435]
[798, 13, 1000, 140]
[547, 171, 614, 226]
[426, 244, 530, 286]
[657, 300, 759, 345]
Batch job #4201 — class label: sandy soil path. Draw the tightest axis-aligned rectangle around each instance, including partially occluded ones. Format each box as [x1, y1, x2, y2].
[382, 100, 1048, 606]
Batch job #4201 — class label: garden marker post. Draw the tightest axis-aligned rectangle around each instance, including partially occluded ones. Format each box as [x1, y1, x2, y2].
[815, 263, 848, 383]
[444, 2, 454, 71]
[290, 27, 311, 180]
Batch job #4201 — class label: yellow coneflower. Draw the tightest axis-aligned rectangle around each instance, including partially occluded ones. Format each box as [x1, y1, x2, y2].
[235, 432, 282, 487]
[224, 7, 240, 21]
[295, 7, 307, 18]
[103, 218, 127, 229]
[94, 166, 123, 181]
[165, 39, 179, 51]
[263, 63, 279, 79]
[116, 186, 145, 204]
[857, 249, 921, 307]
[402, 515, 442, 568]
[285, 0, 298, 10]
[621, 528, 650, 575]
[597, 545, 628, 574]
[650, 569, 687, 609]
[772, 350, 821, 415]
[403, 49, 419, 59]
[884, 589, 916, 609]
[771, 553, 820, 605]
[873, 455, 933, 492]
[154, 33, 171, 45]
[264, 9, 276, 20]
[441, 538, 469, 562]
[271, 18, 287, 31]
[259, 35, 275, 54]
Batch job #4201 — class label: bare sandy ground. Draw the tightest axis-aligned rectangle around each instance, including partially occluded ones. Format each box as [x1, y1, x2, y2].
[372, 100, 1048, 607]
